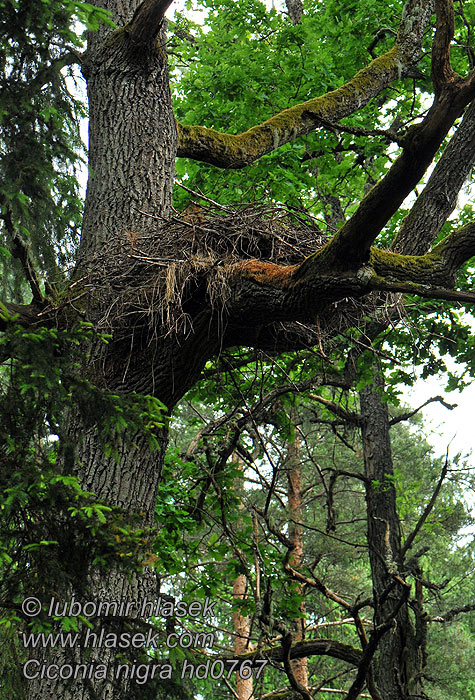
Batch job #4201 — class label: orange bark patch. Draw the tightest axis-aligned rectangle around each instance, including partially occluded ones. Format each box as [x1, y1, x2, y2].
[125, 230, 140, 252]
[239, 260, 296, 287]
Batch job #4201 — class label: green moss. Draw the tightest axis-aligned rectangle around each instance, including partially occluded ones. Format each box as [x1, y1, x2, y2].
[370, 248, 444, 282]
[105, 26, 129, 48]
[177, 44, 407, 167]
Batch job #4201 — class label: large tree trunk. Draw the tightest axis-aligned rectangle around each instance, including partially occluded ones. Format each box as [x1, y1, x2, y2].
[80, 6, 176, 260]
[27, 7, 186, 700]
[233, 573, 255, 700]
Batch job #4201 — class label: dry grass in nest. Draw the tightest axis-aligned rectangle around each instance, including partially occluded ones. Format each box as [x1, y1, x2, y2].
[86, 200, 329, 339]
[82, 197, 406, 366]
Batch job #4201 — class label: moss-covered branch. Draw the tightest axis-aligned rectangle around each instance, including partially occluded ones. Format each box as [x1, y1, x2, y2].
[304, 1, 475, 268]
[227, 223, 475, 328]
[177, 0, 433, 168]
[373, 223, 475, 286]
[314, 95, 471, 268]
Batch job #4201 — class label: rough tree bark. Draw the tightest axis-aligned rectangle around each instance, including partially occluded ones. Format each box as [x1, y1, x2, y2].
[233, 573, 255, 700]
[232, 456, 255, 700]
[360, 372, 420, 700]
[27, 4, 179, 699]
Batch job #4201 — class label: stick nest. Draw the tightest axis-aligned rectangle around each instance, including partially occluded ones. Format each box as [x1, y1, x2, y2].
[86, 201, 328, 338]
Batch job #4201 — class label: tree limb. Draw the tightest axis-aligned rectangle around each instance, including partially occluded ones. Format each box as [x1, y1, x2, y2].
[283, 559, 353, 612]
[281, 632, 314, 700]
[432, 0, 459, 95]
[177, 0, 433, 168]
[401, 451, 449, 558]
[128, 0, 173, 45]
[184, 377, 336, 459]
[393, 98, 475, 256]
[315, 94, 475, 267]
[226, 220, 475, 335]
[229, 638, 362, 667]
[432, 603, 475, 622]
[389, 396, 456, 426]
[307, 392, 362, 426]
[0, 302, 44, 333]
[343, 621, 394, 700]
[0, 196, 43, 304]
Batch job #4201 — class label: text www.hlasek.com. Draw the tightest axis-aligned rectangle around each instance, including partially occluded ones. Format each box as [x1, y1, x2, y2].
[21, 595, 269, 684]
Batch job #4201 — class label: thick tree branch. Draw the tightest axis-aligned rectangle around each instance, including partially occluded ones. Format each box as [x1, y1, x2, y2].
[128, 0, 173, 45]
[393, 98, 475, 255]
[432, 0, 458, 95]
[177, 0, 433, 168]
[231, 638, 362, 667]
[0, 302, 43, 332]
[298, 2, 475, 268]
[225, 221, 475, 334]
[396, 0, 435, 62]
[315, 94, 473, 267]
[368, 280, 475, 304]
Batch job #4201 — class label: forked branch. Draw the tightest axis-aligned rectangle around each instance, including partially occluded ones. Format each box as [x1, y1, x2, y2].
[432, 0, 459, 95]
[229, 221, 475, 329]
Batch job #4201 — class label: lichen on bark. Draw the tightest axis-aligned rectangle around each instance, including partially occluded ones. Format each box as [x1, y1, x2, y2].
[177, 45, 421, 168]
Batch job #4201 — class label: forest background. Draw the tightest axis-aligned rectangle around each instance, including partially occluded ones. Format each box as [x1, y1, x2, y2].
[1, 1, 475, 700]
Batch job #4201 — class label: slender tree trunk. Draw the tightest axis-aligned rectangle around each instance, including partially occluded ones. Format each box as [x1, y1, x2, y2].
[359, 371, 420, 700]
[233, 573, 255, 700]
[286, 427, 308, 692]
[233, 455, 255, 700]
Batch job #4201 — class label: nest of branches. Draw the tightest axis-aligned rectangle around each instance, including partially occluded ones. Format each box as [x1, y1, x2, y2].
[86, 199, 329, 339]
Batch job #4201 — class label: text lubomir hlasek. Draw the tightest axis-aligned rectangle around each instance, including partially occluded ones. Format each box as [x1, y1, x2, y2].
[47, 596, 216, 618]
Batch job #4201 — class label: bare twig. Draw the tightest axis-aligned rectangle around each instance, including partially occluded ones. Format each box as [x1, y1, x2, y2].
[389, 395, 457, 426]
[401, 449, 450, 558]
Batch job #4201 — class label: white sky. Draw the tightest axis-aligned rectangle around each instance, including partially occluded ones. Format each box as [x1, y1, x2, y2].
[413, 367, 475, 542]
[409, 373, 475, 459]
